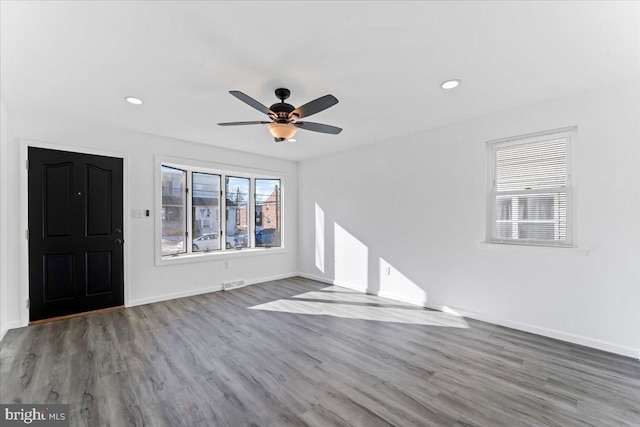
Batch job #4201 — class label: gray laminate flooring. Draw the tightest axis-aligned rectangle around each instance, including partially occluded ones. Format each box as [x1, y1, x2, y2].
[1, 277, 639, 426]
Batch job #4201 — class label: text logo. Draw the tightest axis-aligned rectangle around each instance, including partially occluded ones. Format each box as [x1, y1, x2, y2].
[0, 405, 69, 426]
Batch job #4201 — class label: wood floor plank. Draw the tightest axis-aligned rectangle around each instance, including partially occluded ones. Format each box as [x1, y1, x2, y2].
[1, 277, 639, 426]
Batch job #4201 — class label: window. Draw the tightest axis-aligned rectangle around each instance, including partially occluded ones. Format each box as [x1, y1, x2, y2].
[255, 179, 281, 248]
[160, 161, 283, 257]
[488, 128, 574, 246]
[161, 166, 187, 255]
[225, 176, 249, 249]
[192, 172, 221, 252]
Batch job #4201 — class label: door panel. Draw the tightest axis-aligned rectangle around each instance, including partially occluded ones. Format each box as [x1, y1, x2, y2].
[29, 147, 124, 321]
[44, 162, 74, 237]
[86, 251, 112, 295]
[43, 253, 74, 301]
[86, 164, 112, 236]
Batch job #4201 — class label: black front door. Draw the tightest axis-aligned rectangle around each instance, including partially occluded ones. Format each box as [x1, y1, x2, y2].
[28, 147, 124, 321]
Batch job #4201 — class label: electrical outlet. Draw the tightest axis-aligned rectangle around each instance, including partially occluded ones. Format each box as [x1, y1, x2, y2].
[385, 266, 391, 276]
[225, 261, 231, 269]
[131, 209, 143, 218]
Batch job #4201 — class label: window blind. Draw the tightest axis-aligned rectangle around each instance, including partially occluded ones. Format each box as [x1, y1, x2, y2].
[495, 138, 568, 192]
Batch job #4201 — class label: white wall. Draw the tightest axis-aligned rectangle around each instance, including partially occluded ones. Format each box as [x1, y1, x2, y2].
[298, 78, 640, 358]
[1, 107, 298, 329]
[0, 100, 9, 340]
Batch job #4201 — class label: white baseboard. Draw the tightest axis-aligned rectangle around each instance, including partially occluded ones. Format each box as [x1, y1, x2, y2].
[447, 307, 640, 360]
[375, 290, 431, 307]
[0, 320, 22, 343]
[298, 273, 640, 360]
[250, 272, 299, 286]
[129, 284, 224, 307]
[297, 272, 368, 292]
[128, 272, 298, 307]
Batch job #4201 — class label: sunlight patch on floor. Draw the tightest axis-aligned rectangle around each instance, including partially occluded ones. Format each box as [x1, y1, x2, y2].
[292, 286, 388, 304]
[250, 287, 468, 328]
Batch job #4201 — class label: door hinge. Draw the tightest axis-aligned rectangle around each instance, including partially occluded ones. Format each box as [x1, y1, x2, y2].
[26, 159, 29, 170]
[25, 229, 29, 240]
[27, 299, 30, 309]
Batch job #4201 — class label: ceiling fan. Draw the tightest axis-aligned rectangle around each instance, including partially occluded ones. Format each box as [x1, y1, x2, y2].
[218, 88, 342, 142]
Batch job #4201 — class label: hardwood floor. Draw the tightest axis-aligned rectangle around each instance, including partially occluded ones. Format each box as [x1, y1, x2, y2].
[1, 277, 639, 426]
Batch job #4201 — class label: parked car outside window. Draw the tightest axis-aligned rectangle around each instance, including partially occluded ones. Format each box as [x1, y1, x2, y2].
[192, 233, 219, 251]
[255, 228, 279, 247]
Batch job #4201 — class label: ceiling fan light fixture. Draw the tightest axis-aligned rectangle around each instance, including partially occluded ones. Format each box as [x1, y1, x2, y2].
[268, 122, 297, 139]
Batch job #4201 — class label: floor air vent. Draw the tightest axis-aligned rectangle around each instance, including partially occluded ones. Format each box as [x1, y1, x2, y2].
[222, 280, 246, 291]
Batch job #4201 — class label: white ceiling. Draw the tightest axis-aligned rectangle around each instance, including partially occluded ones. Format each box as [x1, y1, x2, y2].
[1, 1, 638, 161]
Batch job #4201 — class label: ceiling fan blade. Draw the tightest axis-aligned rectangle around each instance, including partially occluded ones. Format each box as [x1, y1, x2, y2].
[295, 121, 342, 134]
[229, 91, 273, 116]
[218, 121, 271, 126]
[291, 94, 338, 119]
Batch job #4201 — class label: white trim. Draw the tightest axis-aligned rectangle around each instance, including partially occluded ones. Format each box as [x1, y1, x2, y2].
[486, 126, 576, 147]
[0, 321, 22, 342]
[298, 273, 639, 360]
[158, 247, 288, 266]
[297, 272, 368, 292]
[449, 306, 639, 360]
[476, 242, 592, 255]
[19, 139, 130, 326]
[375, 290, 430, 307]
[128, 272, 297, 307]
[0, 102, 8, 342]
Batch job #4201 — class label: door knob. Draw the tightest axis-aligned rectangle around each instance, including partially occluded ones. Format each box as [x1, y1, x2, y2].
[115, 238, 123, 244]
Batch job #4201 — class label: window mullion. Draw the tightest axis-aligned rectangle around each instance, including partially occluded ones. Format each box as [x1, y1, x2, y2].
[186, 171, 193, 253]
[495, 187, 567, 197]
[249, 179, 255, 248]
[221, 174, 227, 251]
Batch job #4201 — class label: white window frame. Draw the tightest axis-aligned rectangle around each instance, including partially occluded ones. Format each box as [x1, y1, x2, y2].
[486, 127, 575, 248]
[155, 156, 285, 266]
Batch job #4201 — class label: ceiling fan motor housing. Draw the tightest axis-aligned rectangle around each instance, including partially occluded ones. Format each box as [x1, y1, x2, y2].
[270, 88, 298, 122]
[269, 101, 296, 122]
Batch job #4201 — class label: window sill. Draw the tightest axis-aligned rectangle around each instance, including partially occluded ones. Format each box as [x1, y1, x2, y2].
[156, 247, 287, 267]
[477, 242, 591, 256]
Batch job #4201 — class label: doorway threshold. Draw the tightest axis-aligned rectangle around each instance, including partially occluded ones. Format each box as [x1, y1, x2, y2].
[29, 305, 125, 325]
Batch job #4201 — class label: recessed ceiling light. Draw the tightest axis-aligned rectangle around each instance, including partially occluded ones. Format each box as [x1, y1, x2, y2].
[125, 96, 144, 105]
[441, 79, 461, 90]
[287, 138, 296, 142]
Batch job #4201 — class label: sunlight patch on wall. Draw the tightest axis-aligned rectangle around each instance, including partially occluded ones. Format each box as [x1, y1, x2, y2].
[315, 203, 325, 273]
[379, 258, 428, 304]
[334, 223, 368, 289]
